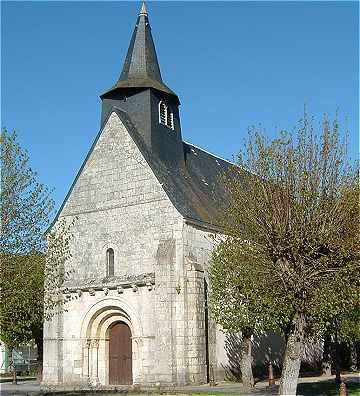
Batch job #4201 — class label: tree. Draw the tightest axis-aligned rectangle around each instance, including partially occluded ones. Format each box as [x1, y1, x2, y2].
[209, 113, 359, 395]
[0, 129, 73, 382]
[0, 254, 45, 382]
[0, 130, 53, 254]
[210, 242, 256, 387]
[308, 271, 360, 381]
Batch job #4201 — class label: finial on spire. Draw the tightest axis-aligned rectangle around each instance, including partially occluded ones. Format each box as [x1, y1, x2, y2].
[139, 1, 148, 17]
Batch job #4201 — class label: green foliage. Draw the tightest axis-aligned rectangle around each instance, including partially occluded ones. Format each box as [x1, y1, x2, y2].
[0, 129, 53, 254]
[0, 254, 44, 348]
[43, 217, 74, 320]
[209, 237, 294, 334]
[0, 129, 73, 353]
[308, 271, 360, 342]
[209, 112, 359, 339]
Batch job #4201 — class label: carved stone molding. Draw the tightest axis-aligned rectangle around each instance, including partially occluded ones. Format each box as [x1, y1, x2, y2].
[61, 272, 155, 295]
[91, 339, 99, 348]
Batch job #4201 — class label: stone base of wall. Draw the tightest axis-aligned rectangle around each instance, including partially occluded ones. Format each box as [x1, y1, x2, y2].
[40, 381, 199, 393]
[214, 367, 226, 382]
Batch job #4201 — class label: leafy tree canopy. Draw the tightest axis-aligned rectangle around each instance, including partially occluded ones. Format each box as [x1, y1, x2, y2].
[209, 112, 359, 394]
[0, 129, 73, 375]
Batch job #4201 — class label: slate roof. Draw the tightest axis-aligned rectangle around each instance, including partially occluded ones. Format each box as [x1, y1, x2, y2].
[112, 108, 235, 229]
[100, 2, 179, 104]
[50, 3, 238, 231]
[51, 106, 235, 231]
[100, 3, 236, 228]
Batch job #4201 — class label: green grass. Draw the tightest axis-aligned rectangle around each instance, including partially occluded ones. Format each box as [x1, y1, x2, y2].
[39, 381, 360, 396]
[297, 381, 360, 396]
[42, 392, 247, 396]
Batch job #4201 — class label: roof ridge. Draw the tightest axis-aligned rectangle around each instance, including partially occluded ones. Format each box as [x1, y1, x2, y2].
[183, 140, 235, 166]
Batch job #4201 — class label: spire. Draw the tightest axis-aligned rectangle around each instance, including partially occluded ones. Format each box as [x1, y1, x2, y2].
[101, 2, 179, 103]
[139, 1, 147, 17]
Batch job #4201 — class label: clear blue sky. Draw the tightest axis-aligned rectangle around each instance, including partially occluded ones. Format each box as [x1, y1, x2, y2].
[1, 1, 358, 213]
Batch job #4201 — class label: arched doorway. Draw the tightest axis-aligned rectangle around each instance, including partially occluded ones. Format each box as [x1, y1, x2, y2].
[109, 321, 132, 384]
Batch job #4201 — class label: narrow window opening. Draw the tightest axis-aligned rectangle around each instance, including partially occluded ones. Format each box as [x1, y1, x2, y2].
[167, 107, 174, 129]
[159, 101, 174, 130]
[106, 248, 114, 276]
[159, 101, 167, 125]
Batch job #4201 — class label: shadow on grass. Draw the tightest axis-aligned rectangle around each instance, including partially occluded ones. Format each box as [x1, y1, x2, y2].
[297, 381, 360, 396]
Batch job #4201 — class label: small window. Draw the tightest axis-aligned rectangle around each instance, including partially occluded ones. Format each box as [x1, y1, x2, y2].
[159, 101, 174, 130]
[106, 248, 114, 276]
[166, 108, 174, 129]
[159, 102, 167, 125]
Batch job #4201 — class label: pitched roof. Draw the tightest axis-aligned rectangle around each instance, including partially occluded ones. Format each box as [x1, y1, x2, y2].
[112, 108, 236, 229]
[50, 4, 237, 232]
[101, 2, 179, 104]
[50, 107, 235, 232]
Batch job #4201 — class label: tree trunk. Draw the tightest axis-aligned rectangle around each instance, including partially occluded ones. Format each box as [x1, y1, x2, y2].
[349, 342, 358, 372]
[333, 340, 341, 384]
[8, 347, 17, 384]
[240, 330, 254, 388]
[278, 312, 305, 396]
[34, 333, 43, 383]
[321, 334, 332, 376]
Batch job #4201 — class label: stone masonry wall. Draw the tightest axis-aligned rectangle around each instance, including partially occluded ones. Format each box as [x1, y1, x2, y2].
[183, 223, 227, 382]
[43, 112, 185, 386]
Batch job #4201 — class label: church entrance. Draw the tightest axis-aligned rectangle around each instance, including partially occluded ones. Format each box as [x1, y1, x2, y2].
[109, 322, 132, 384]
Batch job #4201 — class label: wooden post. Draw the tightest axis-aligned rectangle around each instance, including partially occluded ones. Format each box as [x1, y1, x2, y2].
[268, 361, 275, 386]
[339, 381, 346, 396]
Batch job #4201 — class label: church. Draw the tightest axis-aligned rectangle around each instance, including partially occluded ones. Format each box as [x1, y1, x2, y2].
[42, 2, 327, 388]
[42, 2, 233, 387]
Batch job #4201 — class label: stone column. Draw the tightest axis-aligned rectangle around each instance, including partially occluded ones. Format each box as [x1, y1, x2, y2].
[91, 339, 100, 385]
[185, 261, 207, 384]
[83, 339, 91, 382]
[154, 238, 176, 384]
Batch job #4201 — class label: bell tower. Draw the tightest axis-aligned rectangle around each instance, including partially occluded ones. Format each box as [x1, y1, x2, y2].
[100, 2, 184, 168]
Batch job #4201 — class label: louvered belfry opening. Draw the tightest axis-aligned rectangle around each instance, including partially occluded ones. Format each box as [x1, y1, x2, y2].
[100, 1, 184, 169]
[166, 106, 173, 129]
[160, 101, 167, 125]
[159, 101, 174, 130]
[109, 322, 133, 385]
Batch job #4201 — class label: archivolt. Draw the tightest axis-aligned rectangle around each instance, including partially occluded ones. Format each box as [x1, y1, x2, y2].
[80, 298, 142, 340]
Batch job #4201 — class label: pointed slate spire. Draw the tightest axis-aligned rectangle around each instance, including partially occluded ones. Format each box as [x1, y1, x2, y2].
[101, 2, 179, 103]
[139, 1, 147, 16]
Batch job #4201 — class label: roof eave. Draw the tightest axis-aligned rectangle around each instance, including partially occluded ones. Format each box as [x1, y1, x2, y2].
[100, 82, 180, 105]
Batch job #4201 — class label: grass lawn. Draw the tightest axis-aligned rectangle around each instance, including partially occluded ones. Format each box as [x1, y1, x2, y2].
[39, 376, 360, 396]
[44, 394, 244, 396]
[297, 381, 360, 396]
[51, 384, 360, 396]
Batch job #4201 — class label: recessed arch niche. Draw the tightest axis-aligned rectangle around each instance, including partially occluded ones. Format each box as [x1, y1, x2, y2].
[80, 298, 142, 385]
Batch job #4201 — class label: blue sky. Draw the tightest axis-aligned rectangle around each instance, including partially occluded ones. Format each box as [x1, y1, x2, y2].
[1, 1, 358, 213]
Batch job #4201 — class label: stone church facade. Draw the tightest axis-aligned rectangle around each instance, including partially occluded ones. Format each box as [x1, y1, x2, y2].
[42, 3, 325, 387]
[42, 3, 233, 387]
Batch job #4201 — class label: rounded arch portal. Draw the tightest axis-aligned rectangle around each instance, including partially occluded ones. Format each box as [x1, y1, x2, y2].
[80, 298, 142, 385]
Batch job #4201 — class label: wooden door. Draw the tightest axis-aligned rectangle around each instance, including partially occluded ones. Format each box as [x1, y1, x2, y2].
[109, 322, 132, 384]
